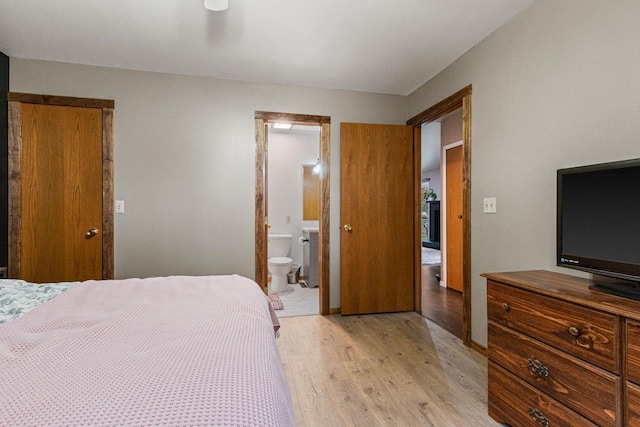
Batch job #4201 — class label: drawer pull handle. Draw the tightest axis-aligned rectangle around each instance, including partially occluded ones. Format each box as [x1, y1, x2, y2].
[502, 303, 510, 312]
[527, 358, 549, 377]
[528, 408, 549, 427]
[569, 326, 580, 337]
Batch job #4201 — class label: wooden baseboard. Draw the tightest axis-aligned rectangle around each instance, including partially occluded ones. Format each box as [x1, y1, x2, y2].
[470, 340, 487, 356]
[329, 307, 341, 315]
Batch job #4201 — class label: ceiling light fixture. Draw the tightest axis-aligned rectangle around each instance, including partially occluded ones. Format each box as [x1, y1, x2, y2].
[273, 123, 293, 130]
[204, 0, 229, 12]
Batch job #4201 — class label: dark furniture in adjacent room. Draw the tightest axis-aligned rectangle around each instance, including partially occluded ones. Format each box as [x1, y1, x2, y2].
[423, 200, 440, 250]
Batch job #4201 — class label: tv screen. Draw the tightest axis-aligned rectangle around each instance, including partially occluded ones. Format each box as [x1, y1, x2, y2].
[557, 158, 640, 299]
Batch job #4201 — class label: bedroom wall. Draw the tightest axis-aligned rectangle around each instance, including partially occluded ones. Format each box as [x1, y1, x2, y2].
[408, 0, 640, 346]
[9, 59, 407, 309]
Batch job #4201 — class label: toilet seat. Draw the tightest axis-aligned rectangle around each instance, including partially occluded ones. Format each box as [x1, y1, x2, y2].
[269, 256, 292, 266]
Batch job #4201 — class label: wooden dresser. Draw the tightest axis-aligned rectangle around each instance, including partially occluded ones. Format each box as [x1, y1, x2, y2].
[482, 270, 640, 427]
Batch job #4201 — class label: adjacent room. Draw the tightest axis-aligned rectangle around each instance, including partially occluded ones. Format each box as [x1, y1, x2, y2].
[2, 1, 640, 425]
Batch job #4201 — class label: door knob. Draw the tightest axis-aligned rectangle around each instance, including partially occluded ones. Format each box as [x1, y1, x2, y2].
[85, 228, 99, 239]
[343, 224, 353, 232]
[457, 214, 463, 219]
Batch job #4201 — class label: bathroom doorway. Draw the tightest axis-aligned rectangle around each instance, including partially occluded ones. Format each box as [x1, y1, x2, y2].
[254, 111, 330, 316]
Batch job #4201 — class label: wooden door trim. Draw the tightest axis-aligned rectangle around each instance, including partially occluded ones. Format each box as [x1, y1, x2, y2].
[7, 94, 115, 280]
[255, 111, 330, 124]
[254, 112, 331, 315]
[7, 101, 21, 278]
[440, 141, 463, 289]
[407, 86, 471, 127]
[407, 84, 472, 347]
[413, 127, 422, 312]
[255, 119, 268, 290]
[8, 92, 114, 109]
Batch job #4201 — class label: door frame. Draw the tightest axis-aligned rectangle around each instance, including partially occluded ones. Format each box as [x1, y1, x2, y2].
[7, 92, 115, 280]
[407, 85, 472, 348]
[440, 140, 463, 289]
[254, 111, 330, 315]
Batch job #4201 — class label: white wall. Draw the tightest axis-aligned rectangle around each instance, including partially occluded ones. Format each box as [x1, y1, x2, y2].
[267, 128, 319, 272]
[409, 0, 640, 346]
[421, 121, 441, 200]
[10, 58, 408, 309]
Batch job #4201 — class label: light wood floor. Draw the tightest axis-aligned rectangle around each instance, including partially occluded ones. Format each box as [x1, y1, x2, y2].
[277, 312, 499, 426]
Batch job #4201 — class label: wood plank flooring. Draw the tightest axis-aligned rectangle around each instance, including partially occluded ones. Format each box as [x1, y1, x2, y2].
[276, 313, 499, 426]
[421, 264, 464, 340]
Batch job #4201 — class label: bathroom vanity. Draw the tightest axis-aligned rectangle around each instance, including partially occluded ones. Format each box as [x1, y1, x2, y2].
[302, 227, 319, 288]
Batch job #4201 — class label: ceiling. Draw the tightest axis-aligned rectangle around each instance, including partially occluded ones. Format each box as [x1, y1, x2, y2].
[0, 0, 534, 96]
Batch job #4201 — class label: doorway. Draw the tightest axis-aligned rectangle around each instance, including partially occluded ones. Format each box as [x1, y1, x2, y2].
[254, 111, 330, 315]
[408, 85, 472, 347]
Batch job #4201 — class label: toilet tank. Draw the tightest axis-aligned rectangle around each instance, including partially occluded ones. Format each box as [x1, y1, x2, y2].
[268, 234, 292, 257]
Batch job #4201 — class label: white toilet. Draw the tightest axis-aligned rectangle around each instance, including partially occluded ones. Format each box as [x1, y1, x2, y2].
[268, 234, 293, 293]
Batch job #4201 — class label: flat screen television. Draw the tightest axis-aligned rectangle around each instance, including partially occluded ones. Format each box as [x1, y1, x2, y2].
[557, 158, 640, 300]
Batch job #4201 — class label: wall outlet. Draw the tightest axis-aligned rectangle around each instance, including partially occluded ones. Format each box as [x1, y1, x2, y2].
[483, 197, 496, 214]
[115, 200, 125, 214]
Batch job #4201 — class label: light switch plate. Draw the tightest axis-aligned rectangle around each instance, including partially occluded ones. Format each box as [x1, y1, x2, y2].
[115, 200, 125, 214]
[483, 197, 496, 214]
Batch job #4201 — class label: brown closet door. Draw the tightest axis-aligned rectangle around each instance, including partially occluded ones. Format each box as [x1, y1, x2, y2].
[340, 122, 415, 315]
[20, 103, 103, 282]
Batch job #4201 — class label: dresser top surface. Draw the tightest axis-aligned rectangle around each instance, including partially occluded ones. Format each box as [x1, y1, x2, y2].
[482, 270, 640, 321]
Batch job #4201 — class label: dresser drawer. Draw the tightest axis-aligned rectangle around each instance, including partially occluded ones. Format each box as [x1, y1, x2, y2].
[488, 362, 598, 427]
[627, 320, 640, 385]
[488, 280, 620, 372]
[489, 321, 619, 426]
[628, 381, 640, 426]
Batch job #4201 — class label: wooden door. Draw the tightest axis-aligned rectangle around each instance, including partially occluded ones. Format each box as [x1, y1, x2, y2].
[341, 123, 415, 315]
[20, 103, 103, 282]
[445, 145, 463, 292]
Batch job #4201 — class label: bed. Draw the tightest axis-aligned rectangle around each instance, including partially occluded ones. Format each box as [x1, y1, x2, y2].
[0, 275, 295, 426]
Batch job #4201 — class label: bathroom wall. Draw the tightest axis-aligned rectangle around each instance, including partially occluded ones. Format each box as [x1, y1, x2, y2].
[267, 127, 320, 274]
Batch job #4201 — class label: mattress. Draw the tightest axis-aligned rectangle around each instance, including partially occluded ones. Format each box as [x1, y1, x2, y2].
[0, 275, 294, 426]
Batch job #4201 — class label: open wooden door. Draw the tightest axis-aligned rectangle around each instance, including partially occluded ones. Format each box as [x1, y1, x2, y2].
[340, 123, 415, 315]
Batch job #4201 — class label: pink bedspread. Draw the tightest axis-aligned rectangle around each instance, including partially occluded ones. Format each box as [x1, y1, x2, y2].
[0, 275, 295, 426]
